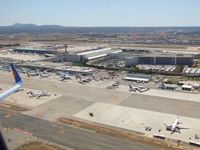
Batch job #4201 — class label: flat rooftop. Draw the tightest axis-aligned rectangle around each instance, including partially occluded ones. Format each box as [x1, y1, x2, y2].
[13, 47, 55, 51]
[77, 48, 122, 60]
[126, 53, 193, 59]
[140, 53, 193, 58]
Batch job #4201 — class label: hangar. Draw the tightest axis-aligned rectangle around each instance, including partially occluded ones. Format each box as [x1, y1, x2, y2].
[125, 54, 194, 66]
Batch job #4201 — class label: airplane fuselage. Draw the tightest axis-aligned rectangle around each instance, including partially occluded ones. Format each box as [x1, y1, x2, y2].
[171, 118, 179, 132]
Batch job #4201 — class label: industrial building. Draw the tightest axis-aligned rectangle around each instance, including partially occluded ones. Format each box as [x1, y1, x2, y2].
[54, 47, 122, 62]
[54, 53, 83, 62]
[13, 48, 57, 54]
[125, 54, 194, 66]
[77, 47, 122, 61]
[123, 73, 152, 82]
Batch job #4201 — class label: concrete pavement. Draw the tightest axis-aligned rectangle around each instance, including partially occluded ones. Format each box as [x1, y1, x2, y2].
[0, 108, 160, 150]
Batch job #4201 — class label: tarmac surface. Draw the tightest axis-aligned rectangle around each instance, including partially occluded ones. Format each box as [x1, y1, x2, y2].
[75, 102, 200, 143]
[120, 94, 200, 119]
[1, 73, 130, 105]
[0, 108, 159, 150]
[143, 89, 200, 102]
[24, 95, 94, 121]
[1, 71, 200, 149]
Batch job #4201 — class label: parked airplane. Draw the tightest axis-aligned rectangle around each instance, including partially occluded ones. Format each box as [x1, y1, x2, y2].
[81, 78, 92, 83]
[0, 64, 23, 101]
[129, 85, 149, 93]
[40, 72, 50, 78]
[18, 67, 29, 74]
[137, 86, 149, 93]
[129, 85, 137, 92]
[27, 71, 38, 77]
[59, 72, 72, 81]
[28, 91, 51, 99]
[78, 77, 92, 84]
[163, 117, 189, 134]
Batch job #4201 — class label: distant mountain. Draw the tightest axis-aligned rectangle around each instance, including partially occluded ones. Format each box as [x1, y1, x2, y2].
[0, 23, 68, 34]
[0, 23, 200, 34]
[12, 23, 37, 27]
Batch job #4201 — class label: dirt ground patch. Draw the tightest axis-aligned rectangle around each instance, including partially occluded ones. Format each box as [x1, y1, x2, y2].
[0, 103, 29, 112]
[111, 44, 188, 49]
[59, 117, 198, 150]
[15, 141, 67, 150]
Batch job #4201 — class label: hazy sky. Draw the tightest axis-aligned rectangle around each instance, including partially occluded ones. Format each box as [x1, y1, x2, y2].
[0, 0, 200, 26]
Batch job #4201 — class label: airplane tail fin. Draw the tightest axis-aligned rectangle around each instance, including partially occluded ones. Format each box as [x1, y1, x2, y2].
[10, 64, 23, 84]
[0, 64, 23, 101]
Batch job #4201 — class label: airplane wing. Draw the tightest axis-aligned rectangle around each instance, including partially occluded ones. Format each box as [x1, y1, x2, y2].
[0, 64, 23, 101]
[37, 94, 42, 99]
[163, 123, 173, 130]
[60, 78, 65, 81]
[163, 123, 171, 127]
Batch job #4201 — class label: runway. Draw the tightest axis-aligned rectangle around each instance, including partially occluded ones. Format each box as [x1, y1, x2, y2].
[0, 108, 159, 150]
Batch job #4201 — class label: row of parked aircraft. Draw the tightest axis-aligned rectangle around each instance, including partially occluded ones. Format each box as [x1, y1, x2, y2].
[25, 67, 94, 83]
[26, 70, 75, 81]
[27, 71, 51, 78]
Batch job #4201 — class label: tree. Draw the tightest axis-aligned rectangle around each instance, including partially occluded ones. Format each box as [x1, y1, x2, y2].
[176, 65, 184, 72]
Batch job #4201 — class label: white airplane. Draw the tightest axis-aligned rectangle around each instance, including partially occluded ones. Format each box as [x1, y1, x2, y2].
[129, 85, 149, 93]
[137, 86, 149, 93]
[129, 85, 137, 92]
[40, 72, 50, 78]
[0, 64, 23, 101]
[163, 117, 189, 134]
[59, 72, 72, 81]
[28, 91, 51, 99]
[81, 78, 91, 83]
[27, 71, 38, 77]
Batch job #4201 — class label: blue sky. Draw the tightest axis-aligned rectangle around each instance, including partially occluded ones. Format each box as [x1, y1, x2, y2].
[0, 0, 199, 26]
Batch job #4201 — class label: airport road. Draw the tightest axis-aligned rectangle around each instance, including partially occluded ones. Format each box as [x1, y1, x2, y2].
[0, 108, 160, 150]
[120, 94, 200, 119]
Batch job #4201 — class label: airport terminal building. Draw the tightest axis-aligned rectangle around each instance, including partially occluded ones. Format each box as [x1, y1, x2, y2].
[125, 54, 194, 66]
[13, 48, 57, 54]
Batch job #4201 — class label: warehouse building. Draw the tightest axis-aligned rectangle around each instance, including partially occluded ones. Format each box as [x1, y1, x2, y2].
[77, 47, 122, 61]
[54, 47, 122, 62]
[125, 54, 194, 66]
[123, 73, 152, 83]
[54, 53, 83, 62]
